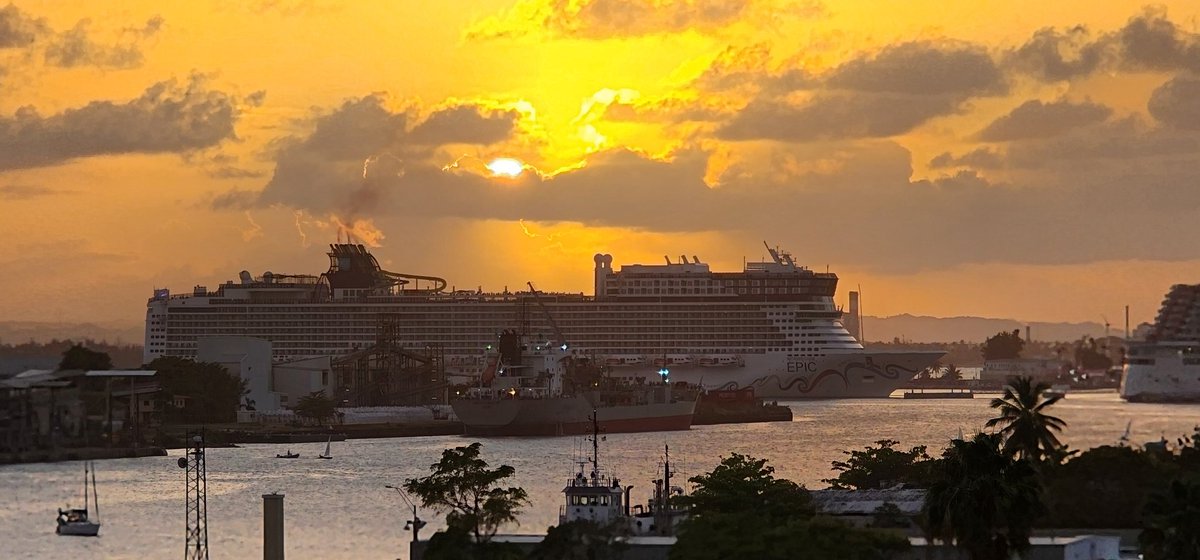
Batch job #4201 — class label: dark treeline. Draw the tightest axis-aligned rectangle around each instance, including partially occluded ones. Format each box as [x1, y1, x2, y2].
[0, 339, 143, 370]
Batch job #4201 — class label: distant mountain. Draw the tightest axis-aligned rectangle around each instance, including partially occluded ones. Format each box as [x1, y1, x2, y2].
[0, 321, 143, 345]
[860, 314, 1108, 344]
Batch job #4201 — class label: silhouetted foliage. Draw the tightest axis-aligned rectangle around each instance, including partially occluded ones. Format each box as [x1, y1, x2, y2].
[985, 376, 1067, 463]
[1072, 337, 1113, 370]
[1040, 445, 1173, 528]
[404, 442, 529, 551]
[59, 343, 112, 371]
[146, 356, 248, 424]
[941, 363, 962, 381]
[824, 439, 939, 490]
[981, 330, 1024, 360]
[672, 453, 907, 560]
[529, 520, 627, 560]
[293, 391, 337, 424]
[1140, 478, 1200, 560]
[923, 433, 1044, 560]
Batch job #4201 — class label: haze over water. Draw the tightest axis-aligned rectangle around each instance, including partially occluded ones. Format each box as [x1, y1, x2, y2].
[3, 392, 1196, 560]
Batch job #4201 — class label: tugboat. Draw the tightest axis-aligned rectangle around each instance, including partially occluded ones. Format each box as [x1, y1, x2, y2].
[56, 462, 101, 537]
[275, 449, 300, 459]
[559, 412, 688, 536]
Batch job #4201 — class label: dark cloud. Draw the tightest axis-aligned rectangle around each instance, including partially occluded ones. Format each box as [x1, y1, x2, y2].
[1148, 75, 1200, 130]
[252, 94, 522, 217]
[827, 41, 1006, 96]
[0, 4, 47, 48]
[1006, 26, 1105, 81]
[977, 99, 1112, 141]
[1007, 8, 1200, 81]
[929, 147, 1004, 169]
[466, 0, 814, 40]
[0, 74, 243, 170]
[46, 19, 143, 68]
[1004, 117, 1200, 168]
[719, 92, 960, 142]
[408, 105, 519, 145]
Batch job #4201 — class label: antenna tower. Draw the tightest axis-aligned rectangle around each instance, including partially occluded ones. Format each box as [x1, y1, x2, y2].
[179, 430, 209, 560]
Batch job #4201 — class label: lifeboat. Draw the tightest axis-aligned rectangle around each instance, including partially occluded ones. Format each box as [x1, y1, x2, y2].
[700, 355, 743, 367]
[652, 357, 668, 367]
[668, 355, 694, 366]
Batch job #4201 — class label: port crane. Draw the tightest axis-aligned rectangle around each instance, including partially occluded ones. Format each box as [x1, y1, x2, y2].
[527, 282, 568, 350]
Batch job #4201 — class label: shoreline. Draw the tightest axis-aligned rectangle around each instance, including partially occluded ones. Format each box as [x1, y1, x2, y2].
[1, 446, 167, 466]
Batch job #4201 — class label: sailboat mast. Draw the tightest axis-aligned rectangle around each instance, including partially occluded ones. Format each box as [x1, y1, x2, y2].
[91, 462, 99, 520]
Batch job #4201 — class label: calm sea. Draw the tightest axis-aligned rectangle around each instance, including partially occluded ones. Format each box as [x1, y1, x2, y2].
[2, 391, 1196, 560]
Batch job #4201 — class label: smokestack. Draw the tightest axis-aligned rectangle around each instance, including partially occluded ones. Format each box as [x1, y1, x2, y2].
[1025, 325, 1031, 342]
[845, 291, 862, 342]
[263, 493, 284, 560]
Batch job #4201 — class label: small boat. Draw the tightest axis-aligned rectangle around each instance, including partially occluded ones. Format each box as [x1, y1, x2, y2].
[56, 462, 100, 537]
[318, 435, 333, 460]
[276, 449, 300, 459]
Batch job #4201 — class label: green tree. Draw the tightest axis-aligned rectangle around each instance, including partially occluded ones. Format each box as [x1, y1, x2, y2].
[1140, 478, 1200, 560]
[678, 452, 813, 519]
[922, 433, 1044, 560]
[824, 439, 938, 490]
[529, 520, 628, 560]
[59, 343, 112, 370]
[981, 330, 1024, 360]
[984, 376, 1066, 462]
[147, 357, 248, 424]
[672, 453, 907, 560]
[404, 442, 529, 552]
[293, 391, 337, 424]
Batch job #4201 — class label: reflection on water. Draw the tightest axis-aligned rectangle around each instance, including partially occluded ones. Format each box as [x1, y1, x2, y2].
[2, 392, 1196, 560]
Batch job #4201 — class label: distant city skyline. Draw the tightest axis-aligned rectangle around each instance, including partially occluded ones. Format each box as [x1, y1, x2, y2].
[3, 1, 1200, 328]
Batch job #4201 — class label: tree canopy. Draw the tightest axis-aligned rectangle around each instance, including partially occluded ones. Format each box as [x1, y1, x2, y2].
[146, 356, 247, 424]
[404, 442, 529, 550]
[59, 343, 112, 370]
[923, 433, 1044, 560]
[293, 391, 337, 424]
[671, 453, 907, 560]
[824, 439, 938, 490]
[981, 329, 1024, 360]
[1140, 478, 1200, 560]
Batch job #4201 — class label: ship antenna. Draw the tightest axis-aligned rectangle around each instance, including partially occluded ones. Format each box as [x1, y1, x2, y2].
[590, 409, 600, 483]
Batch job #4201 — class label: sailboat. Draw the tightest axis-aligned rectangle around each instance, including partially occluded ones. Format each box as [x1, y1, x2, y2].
[56, 462, 101, 537]
[318, 433, 333, 460]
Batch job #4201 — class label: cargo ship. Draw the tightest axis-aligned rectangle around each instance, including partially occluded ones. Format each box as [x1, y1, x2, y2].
[145, 242, 941, 398]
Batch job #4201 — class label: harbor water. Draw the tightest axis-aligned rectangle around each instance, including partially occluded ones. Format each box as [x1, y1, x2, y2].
[3, 391, 1197, 559]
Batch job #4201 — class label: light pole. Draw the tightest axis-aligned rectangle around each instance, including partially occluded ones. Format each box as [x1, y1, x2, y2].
[385, 484, 425, 543]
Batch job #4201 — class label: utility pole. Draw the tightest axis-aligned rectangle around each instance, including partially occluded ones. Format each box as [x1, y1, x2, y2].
[178, 431, 209, 560]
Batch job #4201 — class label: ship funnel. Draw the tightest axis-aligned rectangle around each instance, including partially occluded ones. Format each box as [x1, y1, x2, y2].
[680, 255, 687, 264]
[692, 255, 700, 264]
[663, 255, 671, 265]
[239, 271, 252, 284]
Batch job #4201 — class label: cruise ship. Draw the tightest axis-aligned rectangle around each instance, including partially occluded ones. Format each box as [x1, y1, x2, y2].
[1121, 284, 1200, 402]
[145, 242, 942, 398]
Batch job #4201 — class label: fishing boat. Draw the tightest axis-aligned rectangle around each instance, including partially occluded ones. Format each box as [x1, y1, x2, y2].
[56, 462, 101, 537]
[276, 449, 300, 459]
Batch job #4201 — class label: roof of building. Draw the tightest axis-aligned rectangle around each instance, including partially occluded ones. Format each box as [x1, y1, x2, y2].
[811, 485, 927, 516]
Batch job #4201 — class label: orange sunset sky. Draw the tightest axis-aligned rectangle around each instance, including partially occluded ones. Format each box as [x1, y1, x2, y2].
[2, 1, 1200, 332]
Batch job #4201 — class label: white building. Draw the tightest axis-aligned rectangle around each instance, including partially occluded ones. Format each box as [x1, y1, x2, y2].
[196, 337, 332, 414]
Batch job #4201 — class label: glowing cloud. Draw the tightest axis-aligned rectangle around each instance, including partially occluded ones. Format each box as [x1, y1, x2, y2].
[486, 157, 525, 177]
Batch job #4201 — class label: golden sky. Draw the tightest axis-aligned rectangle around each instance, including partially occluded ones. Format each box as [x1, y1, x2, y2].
[2, 0, 1200, 333]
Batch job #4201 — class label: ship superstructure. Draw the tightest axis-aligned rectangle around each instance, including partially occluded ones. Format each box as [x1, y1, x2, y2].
[1121, 284, 1200, 402]
[145, 242, 940, 398]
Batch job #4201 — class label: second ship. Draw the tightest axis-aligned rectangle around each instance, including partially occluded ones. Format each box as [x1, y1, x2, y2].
[144, 242, 942, 398]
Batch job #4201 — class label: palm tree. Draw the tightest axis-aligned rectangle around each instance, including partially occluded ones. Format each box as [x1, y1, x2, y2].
[942, 364, 962, 382]
[1140, 478, 1200, 560]
[922, 432, 1044, 560]
[985, 376, 1066, 462]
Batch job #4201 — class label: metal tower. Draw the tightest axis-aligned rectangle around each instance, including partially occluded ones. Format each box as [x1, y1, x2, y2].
[178, 431, 209, 560]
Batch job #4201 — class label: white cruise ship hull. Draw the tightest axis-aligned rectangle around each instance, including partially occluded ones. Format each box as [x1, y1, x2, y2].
[1121, 344, 1200, 403]
[600, 350, 941, 398]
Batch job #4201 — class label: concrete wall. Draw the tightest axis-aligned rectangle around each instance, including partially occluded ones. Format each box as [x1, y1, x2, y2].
[196, 337, 279, 412]
[272, 356, 332, 408]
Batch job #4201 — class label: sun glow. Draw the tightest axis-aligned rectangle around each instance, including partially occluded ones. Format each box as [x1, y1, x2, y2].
[486, 157, 524, 178]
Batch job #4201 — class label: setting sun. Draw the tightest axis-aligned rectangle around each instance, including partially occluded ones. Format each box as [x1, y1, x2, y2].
[486, 157, 524, 178]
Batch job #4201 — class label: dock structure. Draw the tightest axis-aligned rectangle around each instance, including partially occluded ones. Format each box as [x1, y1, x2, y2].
[332, 315, 448, 407]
